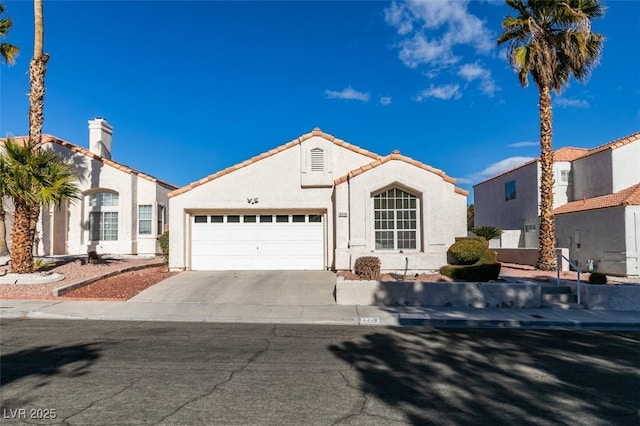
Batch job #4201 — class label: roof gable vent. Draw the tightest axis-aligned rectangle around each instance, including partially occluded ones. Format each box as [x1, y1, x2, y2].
[310, 148, 324, 172]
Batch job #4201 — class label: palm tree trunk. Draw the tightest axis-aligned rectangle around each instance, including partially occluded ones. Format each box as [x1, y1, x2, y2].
[536, 85, 557, 271]
[0, 203, 9, 256]
[28, 0, 47, 149]
[10, 200, 34, 273]
[20, 0, 47, 267]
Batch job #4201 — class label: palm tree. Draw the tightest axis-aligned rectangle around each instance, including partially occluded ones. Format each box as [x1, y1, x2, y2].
[0, 154, 10, 256]
[2, 139, 79, 273]
[0, 3, 19, 65]
[498, 0, 604, 270]
[0, 2, 19, 257]
[29, 0, 48, 150]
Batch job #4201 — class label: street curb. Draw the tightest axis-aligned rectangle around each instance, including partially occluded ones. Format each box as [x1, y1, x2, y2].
[52, 262, 167, 297]
[384, 318, 640, 330]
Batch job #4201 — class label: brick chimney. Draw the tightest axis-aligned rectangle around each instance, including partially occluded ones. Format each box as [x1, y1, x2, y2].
[88, 117, 113, 159]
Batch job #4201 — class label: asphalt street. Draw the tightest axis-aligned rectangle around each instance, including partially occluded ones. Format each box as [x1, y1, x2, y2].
[1, 319, 638, 425]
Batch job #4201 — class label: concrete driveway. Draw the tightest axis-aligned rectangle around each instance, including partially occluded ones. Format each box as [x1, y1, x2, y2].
[130, 270, 337, 305]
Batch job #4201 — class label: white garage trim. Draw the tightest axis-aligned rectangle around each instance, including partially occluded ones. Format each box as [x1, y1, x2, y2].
[190, 213, 324, 270]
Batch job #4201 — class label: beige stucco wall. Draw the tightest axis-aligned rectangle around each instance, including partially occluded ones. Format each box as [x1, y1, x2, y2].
[32, 143, 173, 256]
[168, 136, 376, 271]
[474, 161, 539, 247]
[169, 136, 467, 272]
[555, 206, 630, 276]
[334, 160, 466, 272]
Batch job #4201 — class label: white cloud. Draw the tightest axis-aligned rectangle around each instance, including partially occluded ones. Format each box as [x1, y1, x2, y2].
[385, 0, 494, 69]
[457, 62, 499, 96]
[384, 1, 497, 98]
[469, 156, 535, 183]
[455, 177, 474, 184]
[555, 97, 589, 108]
[508, 141, 538, 148]
[415, 84, 461, 101]
[324, 86, 370, 102]
[398, 34, 456, 69]
[380, 96, 392, 106]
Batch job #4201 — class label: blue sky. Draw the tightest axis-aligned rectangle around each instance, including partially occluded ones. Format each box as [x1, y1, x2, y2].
[1, 0, 638, 202]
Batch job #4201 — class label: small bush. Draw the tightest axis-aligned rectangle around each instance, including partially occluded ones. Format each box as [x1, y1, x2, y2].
[471, 226, 503, 241]
[439, 263, 501, 282]
[447, 238, 487, 265]
[588, 272, 608, 284]
[158, 231, 169, 264]
[354, 256, 381, 280]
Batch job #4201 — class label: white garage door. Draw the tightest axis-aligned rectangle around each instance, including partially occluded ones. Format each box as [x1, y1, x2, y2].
[191, 213, 324, 270]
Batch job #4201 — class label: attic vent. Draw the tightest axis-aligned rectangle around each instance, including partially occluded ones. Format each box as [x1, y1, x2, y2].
[310, 148, 324, 172]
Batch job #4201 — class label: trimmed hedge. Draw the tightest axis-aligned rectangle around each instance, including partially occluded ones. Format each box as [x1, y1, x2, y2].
[354, 256, 381, 280]
[447, 238, 487, 265]
[439, 262, 502, 282]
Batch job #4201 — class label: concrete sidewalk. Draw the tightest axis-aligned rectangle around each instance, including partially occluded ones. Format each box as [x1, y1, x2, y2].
[1, 298, 639, 330]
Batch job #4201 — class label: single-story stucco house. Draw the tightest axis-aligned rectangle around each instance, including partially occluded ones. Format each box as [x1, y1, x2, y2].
[1, 118, 177, 256]
[168, 128, 468, 272]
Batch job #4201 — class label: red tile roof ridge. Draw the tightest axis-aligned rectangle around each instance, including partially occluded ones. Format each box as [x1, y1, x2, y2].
[553, 183, 640, 215]
[2, 134, 178, 190]
[334, 153, 467, 196]
[581, 131, 640, 158]
[474, 131, 639, 187]
[169, 128, 381, 197]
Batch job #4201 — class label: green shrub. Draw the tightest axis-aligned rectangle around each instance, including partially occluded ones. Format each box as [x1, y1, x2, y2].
[471, 226, 503, 241]
[588, 272, 608, 284]
[158, 231, 169, 264]
[354, 256, 381, 280]
[447, 238, 487, 265]
[439, 263, 502, 282]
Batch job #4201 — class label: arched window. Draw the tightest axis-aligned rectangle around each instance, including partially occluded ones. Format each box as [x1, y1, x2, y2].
[86, 191, 119, 241]
[373, 188, 417, 250]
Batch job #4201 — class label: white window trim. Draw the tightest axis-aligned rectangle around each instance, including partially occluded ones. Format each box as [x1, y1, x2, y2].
[85, 190, 119, 242]
[138, 204, 153, 236]
[371, 187, 421, 252]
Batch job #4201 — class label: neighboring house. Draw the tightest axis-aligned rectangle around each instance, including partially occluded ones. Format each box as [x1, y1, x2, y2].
[474, 131, 640, 276]
[168, 128, 468, 272]
[1, 118, 177, 256]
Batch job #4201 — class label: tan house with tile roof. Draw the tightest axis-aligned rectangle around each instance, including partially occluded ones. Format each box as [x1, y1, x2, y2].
[168, 128, 467, 272]
[474, 131, 640, 276]
[1, 118, 177, 257]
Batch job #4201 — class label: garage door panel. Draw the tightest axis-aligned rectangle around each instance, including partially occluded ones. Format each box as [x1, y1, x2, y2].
[191, 214, 323, 270]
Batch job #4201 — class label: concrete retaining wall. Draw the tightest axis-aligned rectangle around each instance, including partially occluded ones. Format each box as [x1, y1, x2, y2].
[583, 285, 640, 311]
[336, 279, 541, 308]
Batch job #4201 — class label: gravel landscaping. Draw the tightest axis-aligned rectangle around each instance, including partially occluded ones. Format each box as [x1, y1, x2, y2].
[0, 256, 174, 300]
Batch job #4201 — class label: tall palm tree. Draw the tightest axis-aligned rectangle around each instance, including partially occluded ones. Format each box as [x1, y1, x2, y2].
[0, 153, 10, 256]
[29, 0, 47, 150]
[0, 3, 19, 65]
[498, 0, 604, 270]
[0, 2, 19, 257]
[3, 138, 79, 273]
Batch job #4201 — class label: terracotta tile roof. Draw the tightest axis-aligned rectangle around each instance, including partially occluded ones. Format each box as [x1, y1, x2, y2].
[552, 146, 589, 161]
[334, 150, 469, 197]
[474, 131, 640, 186]
[579, 131, 640, 159]
[553, 183, 640, 215]
[1, 135, 178, 190]
[168, 128, 381, 197]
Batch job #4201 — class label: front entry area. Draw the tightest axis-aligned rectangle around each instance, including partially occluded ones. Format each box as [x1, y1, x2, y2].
[190, 213, 324, 270]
